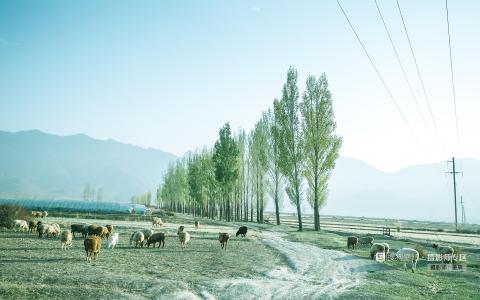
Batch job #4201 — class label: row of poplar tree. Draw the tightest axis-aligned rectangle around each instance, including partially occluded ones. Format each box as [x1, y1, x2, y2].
[157, 66, 342, 231]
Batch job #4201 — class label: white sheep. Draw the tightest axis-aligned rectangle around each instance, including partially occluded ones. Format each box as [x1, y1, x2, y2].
[178, 231, 190, 249]
[107, 233, 119, 249]
[60, 230, 73, 250]
[13, 220, 28, 232]
[395, 248, 419, 273]
[129, 231, 145, 248]
[152, 217, 163, 227]
[432, 244, 454, 263]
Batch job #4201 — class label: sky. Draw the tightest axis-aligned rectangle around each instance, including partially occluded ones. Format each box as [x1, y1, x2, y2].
[1, 0, 479, 172]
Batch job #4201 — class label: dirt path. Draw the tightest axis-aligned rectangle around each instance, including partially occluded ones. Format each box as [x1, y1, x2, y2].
[167, 232, 383, 300]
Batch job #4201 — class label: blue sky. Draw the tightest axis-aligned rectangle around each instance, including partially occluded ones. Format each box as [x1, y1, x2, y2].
[1, 0, 479, 172]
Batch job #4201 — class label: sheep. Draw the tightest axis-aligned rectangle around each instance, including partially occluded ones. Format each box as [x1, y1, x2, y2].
[146, 232, 165, 248]
[358, 236, 374, 246]
[194, 220, 199, 230]
[13, 220, 29, 232]
[395, 248, 419, 273]
[60, 230, 73, 250]
[177, 225, 185, 235]
[46, 223, 60, 238]
[71, 223, 88, 238]
[88, 225, 109, 239]
[42, 211, 48, 218]
[219, 233, 230, 251]
[37, 222, 47, 238]
[84, 236, 102, 263]
[129, 231, 145, 248]
[140, 229, 153, 240]
[106, 224, 113, 238]
[107, 233, 119, 249]
[31, 211, 42, 218]
[28, 220, 38, 233]
[347, 236, 358, 249]
[178, 231, 190, 249]
[370, 243, 386, 260]
[381, 242, 390, 258]
[152, 217, 163, 227]
[432, 244, 455, 263]
[236, 226, 248, 238]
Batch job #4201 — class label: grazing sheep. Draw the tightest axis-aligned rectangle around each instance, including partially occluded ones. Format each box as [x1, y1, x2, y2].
[87, 225, 108, 239]
[347, 236, 358, 249]
[37, 222, 47, 238]
[140, 229, 154, 240]
[358, 236, 374, 246]
[432, 244, 455, 263]
[236, 226, 248, 238]
[395, 248, 419, 272]
[194, 220, 199, 230]
[28, 220, 38, 233]
[177, 226, 185, 235]
[42, 211, 48, 218]
[370, 243, 386, 260]
[71, 224, 88, 238]
[178, 231, 190, 249]
[106, 224, 113, 238]
[219, 233, 230, 251]
[107, 233, 119, 249]
[47, 223, 60, 238]
[31, 211, 42, 218]
[146, 232, 165, 248]
[152, 217, 163, 227]
[60, 230, 73, 250]
[84, 236, 102, 263]
[130, 231, 145, 248]
[13, 220, 29, 232]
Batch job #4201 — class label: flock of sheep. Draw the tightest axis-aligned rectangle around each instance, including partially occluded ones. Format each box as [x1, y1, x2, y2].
[12, 214, 250, 263]
[346, 235, 457, 272]
[12, 212, 458, 272]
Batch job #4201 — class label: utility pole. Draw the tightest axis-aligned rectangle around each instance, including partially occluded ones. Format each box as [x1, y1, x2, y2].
[447, 157, 462, 230]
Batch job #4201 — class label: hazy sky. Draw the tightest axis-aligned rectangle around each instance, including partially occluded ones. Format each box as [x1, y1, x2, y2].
[1, 0, 479, 172]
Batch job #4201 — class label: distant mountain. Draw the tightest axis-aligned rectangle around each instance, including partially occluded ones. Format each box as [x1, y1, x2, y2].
[1, 129, 477, 224]
[269, 156, 480, 225]
[0, 130, 178, 202]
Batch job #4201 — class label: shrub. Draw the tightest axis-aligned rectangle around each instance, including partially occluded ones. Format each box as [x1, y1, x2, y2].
[436, 228, 445, 232]
[396, 226, 401, 232]
[414, 243, 428, 259]
[0, 205, 31, 229]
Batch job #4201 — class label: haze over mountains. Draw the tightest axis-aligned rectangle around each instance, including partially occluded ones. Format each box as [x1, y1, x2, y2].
[0, 130, 478, 224]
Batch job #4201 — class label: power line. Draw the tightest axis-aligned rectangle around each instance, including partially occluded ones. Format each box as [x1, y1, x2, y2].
[396, 0, 445, 157]
[445, 0, 461, 158]
[374, 0, 439, 159]
[336, 0, 430, 159]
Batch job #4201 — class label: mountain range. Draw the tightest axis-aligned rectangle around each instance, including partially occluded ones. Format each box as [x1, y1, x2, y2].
[0, 129, 477, 224]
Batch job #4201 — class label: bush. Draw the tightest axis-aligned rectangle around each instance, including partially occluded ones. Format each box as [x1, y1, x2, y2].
[396, 226, 401, 232]
[414, 243, 428, 259]
[0, 205, 31, 229]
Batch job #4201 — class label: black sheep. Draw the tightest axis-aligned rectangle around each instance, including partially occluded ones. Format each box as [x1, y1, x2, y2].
[236, 226, 248, 237]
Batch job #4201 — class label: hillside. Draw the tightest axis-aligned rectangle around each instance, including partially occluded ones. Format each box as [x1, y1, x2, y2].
[0, 130, 178, 202]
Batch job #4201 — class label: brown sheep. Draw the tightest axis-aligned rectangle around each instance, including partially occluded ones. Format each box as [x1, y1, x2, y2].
[87, 225, 109, 239]
[84, 236, 102, 263]
[28, 220, 38, 233]
[347, 236, 358, 249]
[219, 233, 230, 251]
[178, 231, 190, 249]
[146, 232, 165, 248]
[31, 211, 42, 218]
[106, 224, 113, 238]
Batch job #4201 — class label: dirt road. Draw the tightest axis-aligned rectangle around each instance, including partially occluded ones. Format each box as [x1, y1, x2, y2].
[168, 231, 383, 300]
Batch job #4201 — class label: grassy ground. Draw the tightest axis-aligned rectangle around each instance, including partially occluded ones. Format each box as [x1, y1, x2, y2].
[1, 213, 478, 299]
[0, 216, 281, 299]
[285, 228, 480, 300]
